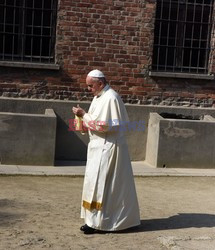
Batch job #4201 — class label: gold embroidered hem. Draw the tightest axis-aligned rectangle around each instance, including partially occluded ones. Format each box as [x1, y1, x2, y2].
[82, 200, 102, 211]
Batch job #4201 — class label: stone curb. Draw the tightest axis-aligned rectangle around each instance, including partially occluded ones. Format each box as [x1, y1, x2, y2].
[0, 162, 215, 177]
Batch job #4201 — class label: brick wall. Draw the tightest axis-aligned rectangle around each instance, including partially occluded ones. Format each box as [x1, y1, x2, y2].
[0, 0, 215, 108]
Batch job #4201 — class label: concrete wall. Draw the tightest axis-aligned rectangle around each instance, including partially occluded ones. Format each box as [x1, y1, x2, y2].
[0, 108, 56, 166]
[1, 98, 215, 163]
[145, 113, 215, 168]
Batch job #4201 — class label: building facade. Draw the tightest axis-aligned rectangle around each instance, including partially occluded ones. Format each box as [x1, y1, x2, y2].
[0, 0, 215, 108]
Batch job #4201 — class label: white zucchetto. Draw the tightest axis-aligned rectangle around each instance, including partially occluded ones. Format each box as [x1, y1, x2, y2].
[88, 69, 105, 78]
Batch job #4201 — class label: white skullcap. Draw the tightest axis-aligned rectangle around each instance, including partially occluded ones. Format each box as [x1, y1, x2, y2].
[87, 69, 105, 78]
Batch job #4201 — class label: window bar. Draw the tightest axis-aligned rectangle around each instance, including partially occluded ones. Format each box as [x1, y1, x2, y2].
[157, 0, 164, 71]
[12, 0, 16, 61]
[21, 0, 26, 61]
[203, 1, 211, 73]
[2, 0, 6, 60]
[54, 0, 58, 62]
[181, 0, 188, 73]
[49, 0, 56, 63]
[205, 1, 214, 74]
[48, 0, 52, 63]
[179, 2, 186, 71]
[173, 0, 181, 71]
[52, 0, 57, 62]
[17, 0, 23, 59]
[197, 2, 204, 73]
[30, 0, 35, 62]
[188, 0, 197, 73]
[39, 0, 44, 63]
[164, 0, 172, 72]
[49, 0, 54, 63]
[208, 2, 215, 74]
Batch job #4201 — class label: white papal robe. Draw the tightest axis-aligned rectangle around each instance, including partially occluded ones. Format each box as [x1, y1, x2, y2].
[81, 85, 140, 231]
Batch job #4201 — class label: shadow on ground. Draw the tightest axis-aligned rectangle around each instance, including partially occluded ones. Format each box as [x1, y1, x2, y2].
[139, 213, 215, 232]
[54, 161, 86, 167]
[112, 213, 215, 234]
[0, 199, 25, 227]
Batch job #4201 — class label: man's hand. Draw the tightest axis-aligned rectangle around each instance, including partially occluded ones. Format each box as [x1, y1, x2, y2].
[72, 104, 86, 117]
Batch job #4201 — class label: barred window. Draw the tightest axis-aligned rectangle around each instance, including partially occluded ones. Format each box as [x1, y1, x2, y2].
[0, 0, 58, 64]
[152, 0, 214, 74]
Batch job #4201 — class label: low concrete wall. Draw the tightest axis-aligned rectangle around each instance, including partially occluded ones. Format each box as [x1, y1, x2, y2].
[0, 108, 56, 166]
[0, 97, 215, 162]
[145, 113, 215, 168]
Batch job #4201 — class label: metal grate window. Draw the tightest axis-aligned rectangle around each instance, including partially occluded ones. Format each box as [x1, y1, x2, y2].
[152, 0, 214, 74]
[0, 0, 58, 64]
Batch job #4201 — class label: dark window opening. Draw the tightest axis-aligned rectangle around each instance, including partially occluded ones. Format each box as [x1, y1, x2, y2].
[0, 0, 58, 64]
[152, 0, 214, 74]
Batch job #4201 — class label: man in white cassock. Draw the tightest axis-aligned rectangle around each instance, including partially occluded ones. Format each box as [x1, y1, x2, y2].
[72, 69, 140, 234]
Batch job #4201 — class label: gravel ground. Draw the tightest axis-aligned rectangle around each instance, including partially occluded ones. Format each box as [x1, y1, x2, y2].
[0, 176, 215, 250]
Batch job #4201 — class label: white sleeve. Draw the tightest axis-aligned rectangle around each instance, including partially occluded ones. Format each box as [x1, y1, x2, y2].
[83, 113, 109, 133]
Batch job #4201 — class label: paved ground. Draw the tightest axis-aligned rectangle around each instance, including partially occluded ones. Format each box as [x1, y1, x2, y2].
[0, 162, 215, 250]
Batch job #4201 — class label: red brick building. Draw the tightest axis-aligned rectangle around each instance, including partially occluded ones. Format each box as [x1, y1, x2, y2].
[0, 0, 215, 108]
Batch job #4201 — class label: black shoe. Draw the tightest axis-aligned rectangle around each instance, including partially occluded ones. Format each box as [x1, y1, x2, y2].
[80, 224, 88, 232]
[83, 226, 96, 234]
[80, 224, 97, 234]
